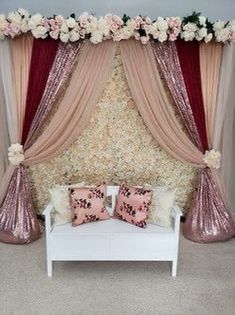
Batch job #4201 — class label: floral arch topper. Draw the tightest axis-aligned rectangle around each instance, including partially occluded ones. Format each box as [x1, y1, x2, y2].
[0, 9, 235, 44]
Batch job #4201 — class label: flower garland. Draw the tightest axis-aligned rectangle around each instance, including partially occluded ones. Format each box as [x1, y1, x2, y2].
[0, 9, 234, 44]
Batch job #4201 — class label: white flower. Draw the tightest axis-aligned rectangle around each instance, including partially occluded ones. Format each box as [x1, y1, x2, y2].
[181, 30, 195, 41]
[213, 20, 225, 31]
[155, 17, 168, 31]
[140, 35, 149, 44]
[21, 20, 29, 33]
[18, 8, 30, 18]
[69, 29, 80, 41]
[204, 33, 213, 43]
[203, 149, 221, 169]
[8, 143, 24, 165]
[183, 22, 198, 32]
[8, 11, 22, 24]
[31, 25, 48, 38]
[28, 13, 43, 29]
[196, 27, 208, 40]
[90, 30, 103, 44]
[215, 27, 230, 42]
[60, 32, 70, 42]
[199, 16, 207, 27]
[66, 17, 76, 28]
[60, 22, 69, 33]
[158, 31, 168, 42]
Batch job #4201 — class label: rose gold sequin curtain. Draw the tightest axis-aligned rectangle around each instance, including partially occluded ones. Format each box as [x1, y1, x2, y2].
[0, 40, 83, 244]
[152, 40, 235, 243]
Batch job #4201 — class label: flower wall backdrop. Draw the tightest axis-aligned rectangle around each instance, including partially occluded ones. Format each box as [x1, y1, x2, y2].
[28, 48, 197, 214]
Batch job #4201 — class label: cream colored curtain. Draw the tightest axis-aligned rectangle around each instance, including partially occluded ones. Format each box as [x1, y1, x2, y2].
[120, 39, 204, 166]
[200, 42, 223, 146]
[214, 43, 235, 212]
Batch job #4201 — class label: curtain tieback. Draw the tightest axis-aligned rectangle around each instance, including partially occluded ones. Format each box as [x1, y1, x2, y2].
[203, 149, 221, 169]
[8, 143, 25, 165]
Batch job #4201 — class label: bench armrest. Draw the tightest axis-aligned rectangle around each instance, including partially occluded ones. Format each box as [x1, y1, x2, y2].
[43, 203, 54, 234]
[171, 204, 182, 234]
[171, 204, 183, 218]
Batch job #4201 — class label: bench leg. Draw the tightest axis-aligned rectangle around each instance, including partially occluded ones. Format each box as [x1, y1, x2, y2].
[47, 260, 53, 277]
[172, 260, 177, 277]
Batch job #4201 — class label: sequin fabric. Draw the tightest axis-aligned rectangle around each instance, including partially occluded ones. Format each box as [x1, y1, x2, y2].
[25, 40, 83, 149]
[183, 168, 235, 242]
[152, 40, 235, 242]
[0, 165, 42, 243]
[152, 41, 203, 152]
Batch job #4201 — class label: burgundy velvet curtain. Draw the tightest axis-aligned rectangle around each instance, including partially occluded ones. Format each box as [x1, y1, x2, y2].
[176, 40, 208, 152]
[22, 38, 59, 145]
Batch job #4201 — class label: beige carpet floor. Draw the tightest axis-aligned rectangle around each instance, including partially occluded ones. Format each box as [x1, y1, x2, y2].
[0, 230, 235, 315]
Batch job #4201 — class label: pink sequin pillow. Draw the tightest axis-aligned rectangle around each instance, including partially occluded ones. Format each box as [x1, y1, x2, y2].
[114, 183, 153, 228]
[69, 184, 110, 226]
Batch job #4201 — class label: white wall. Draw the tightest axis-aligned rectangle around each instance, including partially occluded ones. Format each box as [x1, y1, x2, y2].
[0, 0, 234, 20]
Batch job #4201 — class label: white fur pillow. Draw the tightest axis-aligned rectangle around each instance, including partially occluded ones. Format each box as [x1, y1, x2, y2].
[50, 182, 85, 225]
[144, 184, 175, 228]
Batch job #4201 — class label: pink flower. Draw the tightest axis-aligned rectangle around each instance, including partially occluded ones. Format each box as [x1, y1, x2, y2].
[49, 18, 55, 26]
[79, 28, 86, 38]
[55, 15, 64, 25]
[134, 16, 143, 30]
[169, 33, 178, 41]
[49, 30, 59, 39]
[229, 30, 235, 41]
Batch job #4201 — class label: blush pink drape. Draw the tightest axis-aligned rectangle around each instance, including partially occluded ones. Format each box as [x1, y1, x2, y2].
[120, 39, 204, 166]
[24, 40, 116, 165]
[10, 34, 33, 141]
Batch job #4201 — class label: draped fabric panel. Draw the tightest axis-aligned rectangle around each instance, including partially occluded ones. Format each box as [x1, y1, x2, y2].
[25, 41, 83, 149]
[120, 39, 204, 166]
[151, 41, 203, 151]
[0, 40, 18, 143]
[0, 39, 115, 244]
[154, 39, 234, 242]
[10, 34, 33, 141]
[214, 43, 235, 213]
[22, 38, 59, 145]
[0, 72, 9, 179]
[25, 40, 116, 165]
[200, 42, 223, 146]
[176, 40, 208, 152]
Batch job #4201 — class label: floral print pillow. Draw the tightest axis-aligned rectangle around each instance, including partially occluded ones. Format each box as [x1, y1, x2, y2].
[69, 184, 110, 226]
[114, 183, 153, 228]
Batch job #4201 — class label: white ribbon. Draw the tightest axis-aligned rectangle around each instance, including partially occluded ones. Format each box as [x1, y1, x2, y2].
[8, 143, 25, 165]
[203, 149, 221, 169]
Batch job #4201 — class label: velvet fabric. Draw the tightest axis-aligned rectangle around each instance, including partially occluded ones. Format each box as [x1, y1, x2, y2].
[176, 40, 208, 152]
[22, 38, 59, 145]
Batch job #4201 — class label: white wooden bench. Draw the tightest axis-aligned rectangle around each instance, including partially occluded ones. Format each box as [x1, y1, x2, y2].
[43, 185, 182, 277]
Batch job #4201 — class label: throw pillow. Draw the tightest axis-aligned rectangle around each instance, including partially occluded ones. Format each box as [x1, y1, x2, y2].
[50, 182, 85, 225]
[114, 183, 152, 228]
[70, 183, 110, 226]
[144, 184, 175, 228]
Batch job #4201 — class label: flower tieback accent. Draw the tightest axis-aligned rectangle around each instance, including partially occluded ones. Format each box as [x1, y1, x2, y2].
[203, 149, 221, 169]
[8, 143, 25, 165]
